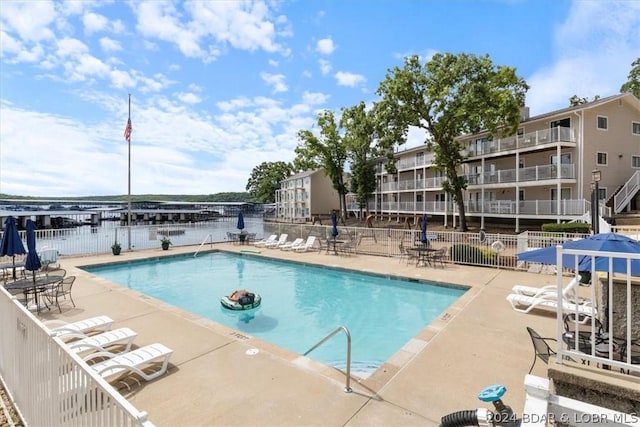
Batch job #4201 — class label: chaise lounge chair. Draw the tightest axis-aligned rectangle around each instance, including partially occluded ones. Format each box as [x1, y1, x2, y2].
[265, 234, 288, 249]
[280, 238, 304, 251]
[43, 315, 114, 339]
[506, 293, 596, 316]
[90, 343, 173, 382]
[65, 327, 138, 362]
[512, 276, 581, 300]
[253, 234, 277, 247]
[294, 236, 316, 252]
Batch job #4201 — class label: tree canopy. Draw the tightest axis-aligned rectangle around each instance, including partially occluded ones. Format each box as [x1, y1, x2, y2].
[620, 57, 640, 98]
[245, 161, 293, 203]
[375, 53, 528, 231]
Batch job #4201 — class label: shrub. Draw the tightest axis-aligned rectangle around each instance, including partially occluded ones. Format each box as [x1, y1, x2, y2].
[541, 222, 591, 234]
[449, 243, 497, 265]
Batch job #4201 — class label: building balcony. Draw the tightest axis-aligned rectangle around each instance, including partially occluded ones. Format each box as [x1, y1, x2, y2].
[466, 164, 575, 186]
[465, 126, 574, 159]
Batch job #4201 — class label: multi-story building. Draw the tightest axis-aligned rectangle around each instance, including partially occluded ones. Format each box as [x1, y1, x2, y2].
[275, 169, 340, 222]
[369, 93, 640, 231]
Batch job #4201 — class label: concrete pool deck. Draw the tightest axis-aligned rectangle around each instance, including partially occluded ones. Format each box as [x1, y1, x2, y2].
[38, 244, 565, 426]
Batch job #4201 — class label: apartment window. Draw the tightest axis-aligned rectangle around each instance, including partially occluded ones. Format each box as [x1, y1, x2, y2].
[632, 155, 640, 168]
[518, 190, 525, 201]
[416, 194, 423, 202]
[416, 152, 424, 162]
[597, 116, 608, 130]
[633, 122, 640, 135]
[517, 128, 524, 139]
[550, 153, 571, 164]
[596, 152, 608, 166]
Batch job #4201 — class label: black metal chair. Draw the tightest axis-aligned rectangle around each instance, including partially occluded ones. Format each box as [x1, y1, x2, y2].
[45, 275, 76, 313]
[526, 326, 557, 374]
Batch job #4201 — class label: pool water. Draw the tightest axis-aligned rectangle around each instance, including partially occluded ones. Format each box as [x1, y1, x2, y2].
[83, 252, 466, 374]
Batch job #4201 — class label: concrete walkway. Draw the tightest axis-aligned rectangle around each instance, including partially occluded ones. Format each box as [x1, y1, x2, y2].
[40, 244, 564, 426]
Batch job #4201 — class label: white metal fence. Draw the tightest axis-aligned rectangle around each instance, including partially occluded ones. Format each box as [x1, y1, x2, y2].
[0, 287, 154, 427]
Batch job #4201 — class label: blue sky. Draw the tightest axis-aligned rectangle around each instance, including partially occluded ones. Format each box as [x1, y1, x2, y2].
[1, 0, 638, 197]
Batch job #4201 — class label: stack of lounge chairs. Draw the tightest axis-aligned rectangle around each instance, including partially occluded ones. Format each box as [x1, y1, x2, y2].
[46, 315, 173, 384]
[506, 276, 596, 316]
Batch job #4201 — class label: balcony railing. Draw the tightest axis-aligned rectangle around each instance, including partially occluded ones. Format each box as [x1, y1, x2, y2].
[466, 164, 575, 185]
[466, 126, 574, 158]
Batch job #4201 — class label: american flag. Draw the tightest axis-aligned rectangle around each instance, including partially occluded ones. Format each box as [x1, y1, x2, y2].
[124, 117, 132, 142]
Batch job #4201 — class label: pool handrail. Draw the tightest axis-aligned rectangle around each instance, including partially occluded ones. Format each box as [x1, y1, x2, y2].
[194, 234, 214, 257]
[303, 325, 352, 393]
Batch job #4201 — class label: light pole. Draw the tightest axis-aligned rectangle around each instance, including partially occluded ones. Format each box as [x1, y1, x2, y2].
[592, 169, 601, 234]
[590, 181, 596, 234]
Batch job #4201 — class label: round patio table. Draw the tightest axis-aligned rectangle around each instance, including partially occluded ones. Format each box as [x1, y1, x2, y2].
[5, 275, 63, 313]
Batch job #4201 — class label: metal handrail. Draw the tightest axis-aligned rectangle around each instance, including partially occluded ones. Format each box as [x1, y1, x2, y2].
[303, 326, 352, 393]
[194, 234, 213, 257]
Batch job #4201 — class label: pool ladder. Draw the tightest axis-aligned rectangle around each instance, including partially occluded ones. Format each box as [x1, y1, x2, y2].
[303, 325, 352, 393]
[194, 234, 214, 257]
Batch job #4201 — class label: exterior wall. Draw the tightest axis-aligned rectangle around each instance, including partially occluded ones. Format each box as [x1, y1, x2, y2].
[276, 170, 340, 222]
[369, 94, 640, 230]
[309, 172, 340, 217]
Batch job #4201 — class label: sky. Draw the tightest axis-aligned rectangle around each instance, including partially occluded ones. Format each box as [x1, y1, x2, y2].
[0, 0, 639, 197]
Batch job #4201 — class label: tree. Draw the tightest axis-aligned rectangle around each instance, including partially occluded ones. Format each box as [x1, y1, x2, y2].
[374, 53, 528, 231]
[294, 110, 348, 218]
[245, 161, 293, 203]
[340, 102, 378, 218]
[620, 57, 640, 98]
[569, 94, 600, 106]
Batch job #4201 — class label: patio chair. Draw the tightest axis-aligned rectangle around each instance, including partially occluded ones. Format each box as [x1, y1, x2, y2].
[506, 293, 596, 317]
[526, 326, 557, 374]
[90, 343, 173, 383]
[254, 234, 277, 247]
[65, 327, 138, 362]
[44, 275, 76, 313]
[43, 315, 114, 339]
[294, 236, 316, 252]
[430, 247, 447, 267]
[266, 234, 288, 249]
[280, 238, 304, 251]
[512, 276, 581, 300]
[399, 241, 417, 265]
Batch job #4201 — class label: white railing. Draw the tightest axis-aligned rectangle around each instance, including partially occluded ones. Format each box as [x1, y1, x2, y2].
[466, 164, 575, 185]
[0, 287, 154, 426]
[555, 247, 640, 376]
[466, 126, 574, 158]
[614, 170, 640, 214]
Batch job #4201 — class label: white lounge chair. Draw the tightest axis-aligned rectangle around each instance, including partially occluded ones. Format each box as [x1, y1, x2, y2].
[265, 234, 288, 248]
[66, 327, 138, 362]
[294, 236, 316, 252]
[43, 315, 114, 339]
[506, 293, 596, 316]
[254, 234, 277, 247]
[280, 238, 304, 251]
[511, 276, 581, 300]
[90, 343, 173, 382]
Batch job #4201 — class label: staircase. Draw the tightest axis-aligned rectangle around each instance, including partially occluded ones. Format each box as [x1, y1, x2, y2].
[614, 170, 640, 213]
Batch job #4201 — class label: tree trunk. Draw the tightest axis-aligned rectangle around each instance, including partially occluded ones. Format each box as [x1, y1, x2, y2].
[455, 191, 468, 231]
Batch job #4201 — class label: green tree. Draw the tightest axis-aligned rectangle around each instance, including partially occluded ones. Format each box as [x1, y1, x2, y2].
[340, 102, 378, 218]
[620, 57, 640, 98]
[294, 110, 348, 218]
[246, 161, 293, 203]
[375, 53, 528, 231]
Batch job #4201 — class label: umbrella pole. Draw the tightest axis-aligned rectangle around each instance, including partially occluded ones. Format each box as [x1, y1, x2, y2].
[12, 255, 16, 280]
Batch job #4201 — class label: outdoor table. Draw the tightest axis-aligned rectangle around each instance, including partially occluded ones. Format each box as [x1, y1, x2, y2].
[4, 275, 63, 313]
[409, 247, 436, 267]
[1, 260, 26, 282]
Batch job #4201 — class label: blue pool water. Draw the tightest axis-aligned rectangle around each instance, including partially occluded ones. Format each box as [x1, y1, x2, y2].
[83, 252, 466, 373]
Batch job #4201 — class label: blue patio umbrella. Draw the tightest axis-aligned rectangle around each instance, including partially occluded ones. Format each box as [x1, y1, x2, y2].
[236, 211, 245, 231]
[25, 219, 42, 279]
[0, 216, 26, 279]
[517, 232, 640, 276]
[420, 214, 428, 246]
[331, 211, 339, 238]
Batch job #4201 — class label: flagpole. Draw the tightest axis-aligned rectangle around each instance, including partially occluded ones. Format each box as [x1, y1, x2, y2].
[127, 94, 132, 250]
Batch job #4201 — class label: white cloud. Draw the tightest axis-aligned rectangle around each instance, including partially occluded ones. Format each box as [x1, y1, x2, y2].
[318, 59, 331, 75]
[316, 37, 335, 55]
[83, 12, 108, 34]
[260, 72, 288, 93]
[334, 71, 366, 87]
[0, 0, 57, 43]
[525, 1, 640, 115]
[177, 92, 202, 104]
[99, 37, 121, 53]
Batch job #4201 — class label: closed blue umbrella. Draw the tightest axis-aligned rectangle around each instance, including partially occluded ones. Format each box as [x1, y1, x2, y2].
[420, 214, 428, 247]
[237, 211, 245, 231]
[517, 233, 640, 275]
[25, 219, 42, 277]
[331, 211, 339, 238]
[0, 216, 26, 279]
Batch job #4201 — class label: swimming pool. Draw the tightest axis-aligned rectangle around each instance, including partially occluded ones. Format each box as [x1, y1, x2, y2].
[83, 252, 466, 374]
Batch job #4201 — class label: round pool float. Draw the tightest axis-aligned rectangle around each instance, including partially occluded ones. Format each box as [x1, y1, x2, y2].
[220, 293, 261, 311]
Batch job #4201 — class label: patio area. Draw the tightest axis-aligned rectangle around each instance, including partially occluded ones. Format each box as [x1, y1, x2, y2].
[4, 243, 636, 425]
